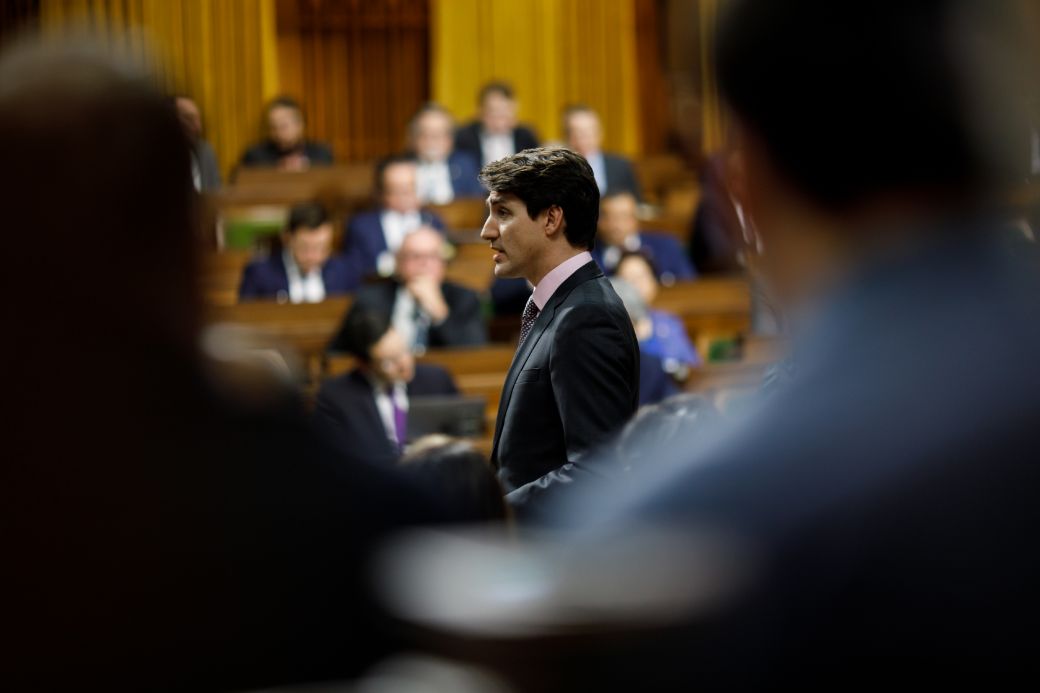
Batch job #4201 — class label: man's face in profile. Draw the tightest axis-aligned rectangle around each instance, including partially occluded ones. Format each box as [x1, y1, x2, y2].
[481, 92, 517, 136]
[382, 162, 420, 213]
[481, 191, 545, 281]
[268, 105, 304, 151]
[286, 223, 332, 275]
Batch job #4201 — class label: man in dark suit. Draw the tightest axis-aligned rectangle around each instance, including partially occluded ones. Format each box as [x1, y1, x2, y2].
[563, 104, 642, 200]
[315, 309, 458, 466]
[455, 81, 539, 166]
[238, 202, 358, 302]
[330, 226, 486, 354]
[593, 191, 695, 283]
[409, 103, 483, 203]
[344, 155, 446, 279]
[173, 95, 221, 191]
[547, 0, 1040, 686]
[239, 96, 333, 171]
[479, 147, 640, 516]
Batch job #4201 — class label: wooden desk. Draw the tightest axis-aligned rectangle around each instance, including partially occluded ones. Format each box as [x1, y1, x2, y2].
[207, 297, 351, 380]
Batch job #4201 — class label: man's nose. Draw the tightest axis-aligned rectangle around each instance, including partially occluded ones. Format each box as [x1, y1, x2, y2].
[480, 218, 497, 240]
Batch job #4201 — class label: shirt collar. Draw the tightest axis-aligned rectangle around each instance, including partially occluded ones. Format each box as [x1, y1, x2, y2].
[531, 251, 593, 311]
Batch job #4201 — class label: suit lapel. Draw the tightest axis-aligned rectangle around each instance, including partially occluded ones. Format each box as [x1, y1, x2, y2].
[490, 261, 604, 464]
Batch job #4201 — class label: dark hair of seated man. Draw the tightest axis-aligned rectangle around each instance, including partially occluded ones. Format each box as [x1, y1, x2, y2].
[401, 435, 508, 523]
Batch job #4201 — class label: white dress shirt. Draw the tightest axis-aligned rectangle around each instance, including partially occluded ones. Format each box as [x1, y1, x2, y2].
[391, 286, 419, 350]
[366, 372, 409, 446]
[480, 132, 514, 166]
[586, 151, 608, 194]
[416, 160, 455, 204]
[601, 234, 642, 273]
[282, 249, 325, 304]
[378, 210, 423, 276]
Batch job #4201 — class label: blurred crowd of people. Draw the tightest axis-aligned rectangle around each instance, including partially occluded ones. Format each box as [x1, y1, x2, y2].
[5, 0, 1040, 690]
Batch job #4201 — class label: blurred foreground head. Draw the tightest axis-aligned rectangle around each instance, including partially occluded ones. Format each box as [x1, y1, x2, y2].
[719, 0, 1035, 303]
[0, 36, 199, 366]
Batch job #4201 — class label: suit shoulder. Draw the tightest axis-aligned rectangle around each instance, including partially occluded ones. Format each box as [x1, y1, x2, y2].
[348, 210, 381, 229]
[413, 363, 457, 393]
[642, 232, 684, 252]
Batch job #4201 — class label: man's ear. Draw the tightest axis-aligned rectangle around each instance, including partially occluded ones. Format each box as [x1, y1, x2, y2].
[543, 205, 565, 238]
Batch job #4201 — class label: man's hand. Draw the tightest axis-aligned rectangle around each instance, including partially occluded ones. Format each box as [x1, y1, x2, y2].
[407, 275, 449, 323]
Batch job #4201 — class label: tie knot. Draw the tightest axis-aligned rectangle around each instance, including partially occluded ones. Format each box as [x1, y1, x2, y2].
[518, 299, 541, 349]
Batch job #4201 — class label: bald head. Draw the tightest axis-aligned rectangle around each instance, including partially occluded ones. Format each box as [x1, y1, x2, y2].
[396, 227, 446, 284]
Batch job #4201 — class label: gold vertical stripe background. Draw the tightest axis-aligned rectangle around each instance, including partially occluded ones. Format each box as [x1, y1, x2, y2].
[40, 0, 280, 183]
[431, 0, 643, 157]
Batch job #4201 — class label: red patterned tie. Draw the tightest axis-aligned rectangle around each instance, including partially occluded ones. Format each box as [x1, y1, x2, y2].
[518, 298, 541, 349]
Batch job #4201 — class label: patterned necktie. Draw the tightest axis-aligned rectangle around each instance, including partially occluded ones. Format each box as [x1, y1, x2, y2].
[518, 298, 541, 349]
[387, 385, 407, 448]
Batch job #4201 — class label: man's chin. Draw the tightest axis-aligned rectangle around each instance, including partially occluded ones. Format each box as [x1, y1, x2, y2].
[492, 263, 517, 279]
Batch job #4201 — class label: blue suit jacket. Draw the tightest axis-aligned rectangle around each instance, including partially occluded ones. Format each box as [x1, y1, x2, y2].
[639, 351, 680, 406]
[238, 253, 359, 302]
[343, 209, 446, 279]
[446, 150, 484, 198]
[593, 232, 696, 282]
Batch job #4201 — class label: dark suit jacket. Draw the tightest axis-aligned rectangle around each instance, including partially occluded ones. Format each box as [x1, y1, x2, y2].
[328, 279, 487, 352]
[492, 261, 639, 512]
[602, 152, 643, 200]
[569, 226, 1040, 686]
[312, 364, 459, 467]
[238, 253, 359, 302]
[454, 121, 540, 163]
[239, 139, 334, 168]
[343, 209, 446, 279]
[689, 151, 744, 274]
[592, 232, 697, 282]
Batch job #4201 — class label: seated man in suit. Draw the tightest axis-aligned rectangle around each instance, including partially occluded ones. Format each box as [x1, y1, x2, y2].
[315, 309, 458, 467]
[344, 156, 446, 279]
[173, 95, 221, 191]
[594, 191, 696, 284]
[238, 202, 358, 302]
[239, 96, 333, 171]
[330, 226, 486, 354]
[455, 81, 539, 166]
[409, 103, 483, 204]
[563, 104, 642, 200]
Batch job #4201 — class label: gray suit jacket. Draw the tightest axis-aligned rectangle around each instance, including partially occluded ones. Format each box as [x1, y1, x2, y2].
[192, 139, 221, 191]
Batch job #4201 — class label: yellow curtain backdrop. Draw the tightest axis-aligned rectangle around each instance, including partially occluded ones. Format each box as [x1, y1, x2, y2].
[699, 0, 725, 153]
[432, 0, 642, 156]
[40, 0, 280, 182]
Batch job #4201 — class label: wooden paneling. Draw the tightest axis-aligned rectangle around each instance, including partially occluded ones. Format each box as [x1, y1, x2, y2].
[277, 0, 430, 163]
